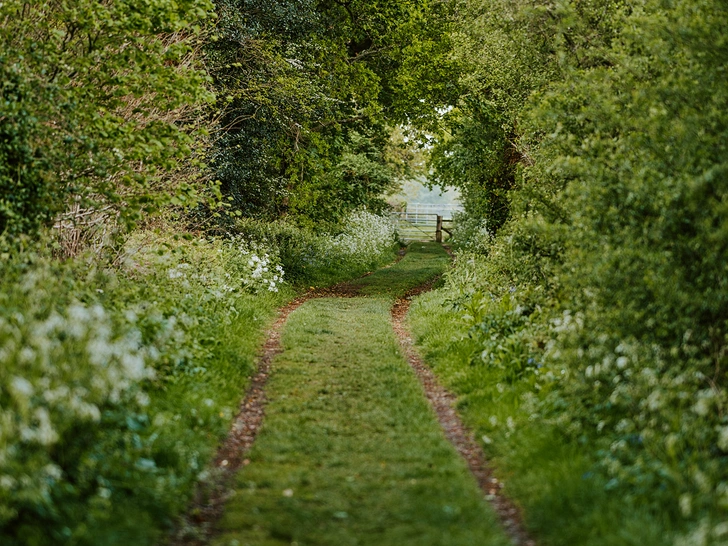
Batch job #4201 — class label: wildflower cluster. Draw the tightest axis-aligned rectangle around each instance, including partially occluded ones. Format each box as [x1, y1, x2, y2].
[124, 233, 285, 297]
[326, 210, 397, 267]
[0, 231, 290, 544]
[238, 248, 285, 293]
[0, 264, 161, 530]
[542, 315, 728, 521]
[233, 211, 398, 285]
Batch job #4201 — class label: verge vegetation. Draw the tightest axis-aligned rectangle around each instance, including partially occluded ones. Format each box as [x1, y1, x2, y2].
[0, 215, 398, 545]
[413, 0, 728, 542]
[213, 245, 509, 546]
[410, 284, 678, 545]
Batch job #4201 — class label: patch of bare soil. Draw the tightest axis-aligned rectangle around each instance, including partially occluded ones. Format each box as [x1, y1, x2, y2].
[391, 289, 537, 546]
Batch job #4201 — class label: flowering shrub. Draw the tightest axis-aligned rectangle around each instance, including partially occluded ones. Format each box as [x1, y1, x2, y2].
[325, 210, 398, 267]
[235, 210, 398, 285]
[0, 232, 290, 545]
[540, 310, 728, 523]
[0, 282, 160, 533]
[124, 233, 285, 296]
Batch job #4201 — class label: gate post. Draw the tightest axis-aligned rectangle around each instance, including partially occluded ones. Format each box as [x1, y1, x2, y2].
[436, 215, 443, 243]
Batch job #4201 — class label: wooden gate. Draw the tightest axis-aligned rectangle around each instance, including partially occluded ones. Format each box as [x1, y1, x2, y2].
[392, 212, 454, 243]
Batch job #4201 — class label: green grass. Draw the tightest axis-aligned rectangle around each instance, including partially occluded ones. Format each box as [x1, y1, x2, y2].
[408, 288, 682, 546]
[0, 242, 296, 546]
[213, 244, 507, 546]
[295, 244, 403, 289]
[346, 242, 450, 298]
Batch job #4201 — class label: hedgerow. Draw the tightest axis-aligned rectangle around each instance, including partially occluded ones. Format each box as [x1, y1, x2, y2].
[0, 232, 291, 545]
[0, 0, 214, 239]
[0, 209, 399, 545]
[425, 0, 728, 540]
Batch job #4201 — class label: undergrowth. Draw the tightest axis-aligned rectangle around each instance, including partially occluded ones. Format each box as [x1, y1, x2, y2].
[233, 210, 400, 287]
[408, 252, 724, 545]
[0, 233, 291, 546]
[0, 211, 399, 546]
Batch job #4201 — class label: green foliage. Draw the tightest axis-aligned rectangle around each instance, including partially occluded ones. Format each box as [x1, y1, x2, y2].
[290, 132, 397, 221]
[430, 102, 518, 232]
[206, 0, 457, 223]
[0, 0, 214, 239]
[234, 210, 399, 285]
[431, 0, 623, 228]
[408, 277, 682, 546]
[447, 213, 492, 253]
[0, 234, 289, 545]
[519, 0, 728, 526]
[429, 0, 728, 539]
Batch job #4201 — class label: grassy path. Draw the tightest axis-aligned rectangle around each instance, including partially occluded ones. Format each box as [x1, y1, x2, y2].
[211, 245, 510, 546]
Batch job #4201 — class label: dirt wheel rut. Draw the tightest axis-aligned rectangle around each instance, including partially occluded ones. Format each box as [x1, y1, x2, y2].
[171, 246, 535, 546]
[392, 288, 537, 546]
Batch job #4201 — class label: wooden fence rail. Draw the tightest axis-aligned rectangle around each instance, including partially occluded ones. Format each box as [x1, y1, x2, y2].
[392, 212, 454, 243]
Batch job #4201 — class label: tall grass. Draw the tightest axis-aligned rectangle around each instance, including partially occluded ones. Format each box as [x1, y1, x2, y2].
[408, 276, 686, 546]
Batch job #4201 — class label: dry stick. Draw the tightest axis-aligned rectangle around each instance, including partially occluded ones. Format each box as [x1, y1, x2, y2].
[391, 283, 537, 546]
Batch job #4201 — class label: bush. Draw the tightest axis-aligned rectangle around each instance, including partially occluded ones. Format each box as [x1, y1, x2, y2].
[234, 210, 398, 285]
[324, 210, 398, 267]
[0, 0, 213, 239]
[0, 232, 290, 545]
[448, 212, 492, 253]
[429, 0, 728, 536]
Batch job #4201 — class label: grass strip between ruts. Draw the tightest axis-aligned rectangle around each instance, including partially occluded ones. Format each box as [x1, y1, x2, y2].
[213, 245, 509, 546]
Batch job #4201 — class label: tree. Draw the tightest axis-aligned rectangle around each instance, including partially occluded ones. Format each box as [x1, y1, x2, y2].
[0, 0, 214, 241]
[206, 0, 459, 225]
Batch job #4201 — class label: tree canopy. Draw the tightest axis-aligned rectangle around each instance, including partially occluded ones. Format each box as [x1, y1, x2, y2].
[206, 0, 457, 225]
[1, 0, 727, 537]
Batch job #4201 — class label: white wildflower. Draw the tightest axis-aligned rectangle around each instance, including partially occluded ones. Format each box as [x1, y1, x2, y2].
[11, 376, 33, 397]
